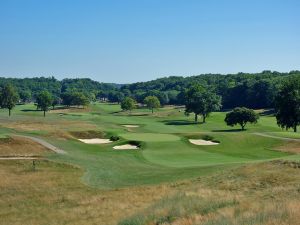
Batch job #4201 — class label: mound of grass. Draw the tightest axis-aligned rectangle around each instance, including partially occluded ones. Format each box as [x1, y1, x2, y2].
[0, 136, 50, 157]
[118, 193, 237, 225]
[69, 130, 104, 139]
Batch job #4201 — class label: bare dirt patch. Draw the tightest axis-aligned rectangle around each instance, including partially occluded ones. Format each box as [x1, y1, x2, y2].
[189, 139, 219, 146]
[0, 136, 50, 157]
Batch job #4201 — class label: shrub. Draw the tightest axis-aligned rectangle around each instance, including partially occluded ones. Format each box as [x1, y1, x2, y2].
[109, 136, 120, 141]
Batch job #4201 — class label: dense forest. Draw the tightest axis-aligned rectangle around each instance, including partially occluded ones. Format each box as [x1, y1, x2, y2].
[1, 70, 300, 109]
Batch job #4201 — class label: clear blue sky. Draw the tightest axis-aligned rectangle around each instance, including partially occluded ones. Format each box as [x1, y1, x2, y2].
[0, 0, 299, 83]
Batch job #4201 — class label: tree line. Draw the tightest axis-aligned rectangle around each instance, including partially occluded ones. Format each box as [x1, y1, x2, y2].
[1, 71, 300, 132]
[1, 71, 299, 109]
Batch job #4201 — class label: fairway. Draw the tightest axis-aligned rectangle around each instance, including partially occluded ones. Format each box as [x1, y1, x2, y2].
[0, 103, 297, 189]
[120, 133, 181, 142]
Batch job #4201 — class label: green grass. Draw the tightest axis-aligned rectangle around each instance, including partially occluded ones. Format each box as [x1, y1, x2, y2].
[0, 103, 297, 189]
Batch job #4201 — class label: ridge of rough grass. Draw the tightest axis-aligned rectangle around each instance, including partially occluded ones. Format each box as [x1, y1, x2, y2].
[0, 136, 51, 157]
[119, 162, 300, 225]
[118, 193, 237, 225]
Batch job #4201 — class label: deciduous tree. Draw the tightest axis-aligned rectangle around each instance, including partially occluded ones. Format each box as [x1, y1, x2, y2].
[185, 85, 221, 123]
[144, 96, 160, 113]
[0, 84, 19, 116]
[275, 77, 300, 132]
[225, 107, 259, 130]
[121, 97, 136, 112]
[36, 91, 53, 117]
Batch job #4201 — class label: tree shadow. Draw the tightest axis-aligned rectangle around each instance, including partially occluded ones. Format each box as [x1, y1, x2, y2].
[161, 120, 202, 125]
[51, 106, 70, 110]
[212, 129, 244, 132]
[127, 114, 149, 117]
[20, 109, 40, 112]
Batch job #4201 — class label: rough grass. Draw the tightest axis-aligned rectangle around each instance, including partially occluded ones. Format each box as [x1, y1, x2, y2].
[0, 160, 173, 225]
[69, 130, 105, 139]
[119, 162, 300, 225]
[0, 136, 50, 157]
[118, 193, 237, 225]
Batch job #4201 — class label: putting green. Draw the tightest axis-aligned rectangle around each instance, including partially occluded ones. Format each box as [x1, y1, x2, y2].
[120, 133, 181, 142]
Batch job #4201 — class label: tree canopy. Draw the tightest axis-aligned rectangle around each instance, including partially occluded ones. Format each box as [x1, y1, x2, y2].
[144, 96, 160, 113]
[225, 107, 259, 130]
[0, 84, 19, 116]
[121, 97, 136, 112]
[275, 77, 300, 132]
[0, 71, 299, 110]
[185, 84, 221, 122]
[36, 91, 53, 117]
[61, 92, 89, 108]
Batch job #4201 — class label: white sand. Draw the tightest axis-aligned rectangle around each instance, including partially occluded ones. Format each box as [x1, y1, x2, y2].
[189, 139, 219, 145]
[113, 144, 139, 150]
[122, 125, 139, 128]
[78, 138, 112, 144]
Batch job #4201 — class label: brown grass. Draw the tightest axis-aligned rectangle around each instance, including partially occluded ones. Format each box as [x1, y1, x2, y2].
[2, 160, 300, 225]
[0, 136, 50, 157]
[0, 160, 174, 225]
[69, 130, 104, 139]
[276, 141, 300, 153]
[1, 118, 97, 139]
[119, 162, 300, 225]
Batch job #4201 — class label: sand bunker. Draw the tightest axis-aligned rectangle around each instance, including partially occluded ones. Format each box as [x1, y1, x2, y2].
[113, 144, 139, 150]
[122, 125, 139, 128]
[189, 139, 219, 146]
[78, 138, 112, 144]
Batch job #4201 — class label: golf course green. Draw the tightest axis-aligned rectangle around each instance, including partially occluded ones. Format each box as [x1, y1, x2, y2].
[0, 103, 299, 189]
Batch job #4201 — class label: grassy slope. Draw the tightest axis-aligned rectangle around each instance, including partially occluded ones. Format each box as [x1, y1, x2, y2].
[119, 161, 300, 225]
[0, 103, 297, 189]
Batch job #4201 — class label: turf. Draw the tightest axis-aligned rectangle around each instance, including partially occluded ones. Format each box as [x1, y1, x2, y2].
[0, 103, 297, 189]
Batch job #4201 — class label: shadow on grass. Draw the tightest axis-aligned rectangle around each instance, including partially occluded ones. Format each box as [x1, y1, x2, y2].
[212, 129, 244, 132]
[161, 120, 202, 125]
[21, 109, 40, 112]
[21, 105, 70, 112]
[111, 111, 149, 116]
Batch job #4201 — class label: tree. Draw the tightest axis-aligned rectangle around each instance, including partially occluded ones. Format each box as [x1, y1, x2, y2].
[185, 85, 221, 122]
[108, 91, 124, 104]
[36, 91, 53, 117]
[121, 97, 136, 112]
[19, 90, 32, 103]
[275, 77, 300, 132]
[225, 107, 259, 130]
[71, 92, 89, 108]
[0, 84, 19, 116]
[51, 96, 61, 109]
[144, 96, 160, 113]
[61, 92, 89, 108]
